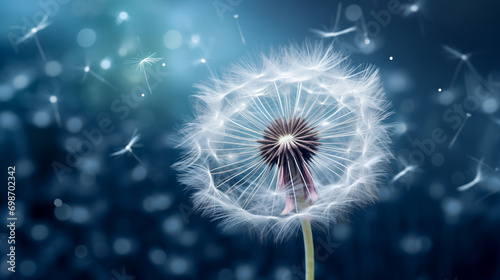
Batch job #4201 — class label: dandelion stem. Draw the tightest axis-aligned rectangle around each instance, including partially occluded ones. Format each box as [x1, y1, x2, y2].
[301, 219, 314, 280]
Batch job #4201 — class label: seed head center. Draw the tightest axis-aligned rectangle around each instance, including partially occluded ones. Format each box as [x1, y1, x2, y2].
[258, 117, 321, 166]
[278, 134, 294, 146]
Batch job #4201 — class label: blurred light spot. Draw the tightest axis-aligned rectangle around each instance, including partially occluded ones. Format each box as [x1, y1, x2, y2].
[0, 85, 14, 101]
[170, 257, 188, 274]
[332, 224, 352, 241]
[77, 28, 96, 47]
[143, 194, 172, 212]
[75, 245, 88, 258]
[236, 265, 254, 280]
[100, 58, 111, 70]
[33, 111, 51, 128]
[13, 74, 29, 89]
[482, 98, 498, 113]
[19, 260, 36, 277]
[15, 158, 34, 178]
[410, 4, 419, 12]
[395, 123, 407, 134]
[389, 56, 394, 60]
[200, 58, 206, 63]
[81, 157, 100, 173]
[163, 30, 183, 49]
[400, 235, 431, 254]
[401, 99, 415, 113]
[119, 11, 128, 20]
[345, 4, 362, 21]
[45, 61, 62, 77]
[118, 47, 127, 56]
[179, 230, 197, 246]
[54, 203, 72, 220]
[364, 38, 370, 45]
[438, 88, 442, 92]
[0, 111, 19, 129]
[71, 206, 90, 223]
[31, 224, 49, 241]
[162, 63, 166, 67]
[442, 198, 462, 216]
[149, 248, 167, 265]
[486, 177, 500, 192]
[132, 165, 147, 181]
[274, 267, 291, 280]
[67, 117, 83, 133]
[219, 269, 233, 280]
[191, 34, 200, 44]
[113, 238, 132, 255]
[387, 72, 408, 93]
[84, 66, 90, 72]
[163, 215, 183, 234]
[438, 90, 455, 105]
[54, 198, 63, 207]
[49, 95, 57, 103]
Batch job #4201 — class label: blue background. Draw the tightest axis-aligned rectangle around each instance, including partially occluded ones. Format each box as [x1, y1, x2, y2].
[1, 0, 500, 279]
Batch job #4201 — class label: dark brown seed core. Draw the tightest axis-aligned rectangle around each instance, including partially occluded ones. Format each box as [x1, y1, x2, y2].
[257, 117, 320, 166]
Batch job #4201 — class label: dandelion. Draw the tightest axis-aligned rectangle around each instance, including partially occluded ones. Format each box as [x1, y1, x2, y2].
[311, 26, 357, 39]
[110, 129, 145, 167]
[174, 42, 391, 279]
[311, 3, 361, 41]
[391, 157, 418, 184]
[128, 52, 162, 95]
[15, 14, 50, 61]
[233, 14, 246, 45]
[457, 158, 484, 192]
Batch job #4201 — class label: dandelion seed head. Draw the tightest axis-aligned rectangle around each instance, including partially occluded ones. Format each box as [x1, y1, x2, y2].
[129, 53, 162, 72]
[174, 42, 392, 241]
[16, 14, 51, 44]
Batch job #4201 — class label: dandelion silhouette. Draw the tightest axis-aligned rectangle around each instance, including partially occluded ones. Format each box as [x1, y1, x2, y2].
[174, 42, 391, 279]
[128, 52, 162, 95]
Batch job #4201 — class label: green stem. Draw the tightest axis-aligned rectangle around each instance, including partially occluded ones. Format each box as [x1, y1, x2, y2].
[301, 219, 314, 280]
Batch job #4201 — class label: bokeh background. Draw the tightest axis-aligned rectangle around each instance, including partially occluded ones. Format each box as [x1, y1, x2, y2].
[1, 0, 500, 279]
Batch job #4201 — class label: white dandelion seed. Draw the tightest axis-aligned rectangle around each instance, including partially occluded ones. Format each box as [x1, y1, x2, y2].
[174, 42, 391, 279]
[110, 129, 145, 167]
[48, 81, 62, 128]
[15, 14, 51, 61]
[233, 14, 246, 45]
[128, 52, 162, 95]
[80, 53, 117, 91]
[457, 158, 484, 192]
[311, 26, 358, 39]
[391, 157, 419, 184]
[311, 3, 358, 40]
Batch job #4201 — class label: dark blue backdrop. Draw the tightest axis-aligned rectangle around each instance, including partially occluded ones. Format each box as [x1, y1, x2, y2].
[1, 0, 500, 279]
